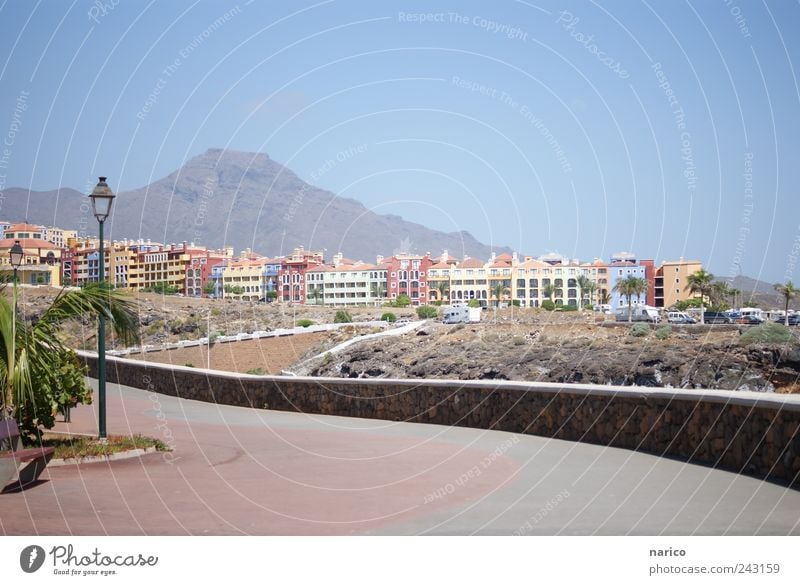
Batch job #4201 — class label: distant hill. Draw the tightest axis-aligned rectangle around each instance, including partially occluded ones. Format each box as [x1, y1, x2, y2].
[722, 275, 792, 310]
[2, 148, 509, 261]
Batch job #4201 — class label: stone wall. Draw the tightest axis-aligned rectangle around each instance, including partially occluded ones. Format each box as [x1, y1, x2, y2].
[80, 352, 800, 487]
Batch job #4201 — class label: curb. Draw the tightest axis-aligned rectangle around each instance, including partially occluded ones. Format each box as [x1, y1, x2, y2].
[49, 446, 160, 467]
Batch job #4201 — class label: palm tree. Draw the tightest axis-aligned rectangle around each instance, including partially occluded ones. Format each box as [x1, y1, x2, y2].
[435, 281, 449, 305]
[599, 290, 611, 305]
[614, 275, 648, 322]
[309, 285, 323, 305]
[543, 283, 556, 300]
[685, 269, 714, 324]
[491, 282, 509, 307]
[576, 275, 596, 310]
[729, 287, 740, 311]
[774, 281, 799, 325]
[711, 281, 731, 309]
[370, 283, 387, 305]
[1, 283, 139, 438]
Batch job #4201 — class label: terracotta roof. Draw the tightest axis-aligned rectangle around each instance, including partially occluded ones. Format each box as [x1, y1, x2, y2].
[428, 262, 451, 269]
[489, 260, 512, 268]
[458, 258, 485, 269]
[0, 238, 59, 249]
[494, 253, 513, 261]
[4, 223, 44, 232]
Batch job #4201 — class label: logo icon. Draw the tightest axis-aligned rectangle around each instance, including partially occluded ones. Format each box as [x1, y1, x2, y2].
[19, 545, 46, 573]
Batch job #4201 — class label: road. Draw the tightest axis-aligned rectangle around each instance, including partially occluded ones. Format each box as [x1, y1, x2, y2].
[2, 381, 799, 535]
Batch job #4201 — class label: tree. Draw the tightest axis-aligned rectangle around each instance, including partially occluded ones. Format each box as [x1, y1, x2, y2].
[614, 276, 648, 323]
[1, 283, 139, 439]
[711, 281, 732, 310]
[394, 294, 411, 308]
[203, 281, 215, 296]
[370, 283, 387, 304]
[151, 281, 179, 295]
[334, 310, 353, 323]
[491, 283, 509, 307]
[685, 269, 714, 324]
[599, 290, 611, 305]
[416, 305, 438, 319]
[576, 275, 596, 310]
[467, 299, 481, 308]
[774, 281, 799, 325]
[543, 283, 556, 300]
[309, 285, 323, 305]
[435, 281, 449, 305]
[729, 287, 740, 310]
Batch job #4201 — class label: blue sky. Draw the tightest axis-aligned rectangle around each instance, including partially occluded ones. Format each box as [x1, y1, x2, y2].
[0, 0, 798, 283]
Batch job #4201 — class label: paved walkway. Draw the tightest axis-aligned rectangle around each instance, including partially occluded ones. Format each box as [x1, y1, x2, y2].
[2, 381, 799, 535]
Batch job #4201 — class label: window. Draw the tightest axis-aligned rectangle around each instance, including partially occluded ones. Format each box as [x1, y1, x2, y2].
[529, 278, 538, 287]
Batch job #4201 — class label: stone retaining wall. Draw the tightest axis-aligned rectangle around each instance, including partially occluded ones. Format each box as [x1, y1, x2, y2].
[80, 353, 800, 487]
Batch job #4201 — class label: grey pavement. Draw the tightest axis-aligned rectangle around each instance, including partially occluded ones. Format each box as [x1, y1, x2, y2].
[1, 381, 798, 535]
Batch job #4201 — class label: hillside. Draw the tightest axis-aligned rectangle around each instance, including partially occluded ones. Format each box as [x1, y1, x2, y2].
[2, 148, 508, 261]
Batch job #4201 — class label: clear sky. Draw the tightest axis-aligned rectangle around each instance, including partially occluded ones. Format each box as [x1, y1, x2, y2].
[0, 0, 798, 283]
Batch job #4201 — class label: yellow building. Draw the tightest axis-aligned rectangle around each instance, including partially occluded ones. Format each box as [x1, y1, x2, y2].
[655, 260, 704, 308]
[449, 258, 488, 305]
[221, 252, 271, 301]
[0, 223, 62, 286]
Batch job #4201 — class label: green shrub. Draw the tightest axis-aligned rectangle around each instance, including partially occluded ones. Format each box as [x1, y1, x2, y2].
[394, 295, 411, 308]
[184, 362, 195, 368]
[585, 304, 594, 310]
[334, 310, 353, 323]
[467, 299, 481, 308]
[655, 325, 672, 340]
[381, 312, 397, 322]
[246, 367, 266, 375]
[511, 300, 521, 307]
[739, 322, 796, 345]
[416, 305, 438, 319]
[561, 304, 578, 312]
[541, 300, 556, 311]
[296, 319, 314, 328]
[630, 323, 650, 337]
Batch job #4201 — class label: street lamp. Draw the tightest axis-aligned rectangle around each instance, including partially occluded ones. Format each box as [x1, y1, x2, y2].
[5, 241, 23, 416]
[89, 177, 115, 439]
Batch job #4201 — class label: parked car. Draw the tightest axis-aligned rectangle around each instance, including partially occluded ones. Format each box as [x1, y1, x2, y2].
[702, 312, 734, 324]
[667, 311, 696, 324]
[735, 315, 764, 325]
[773, 314, 800, 326]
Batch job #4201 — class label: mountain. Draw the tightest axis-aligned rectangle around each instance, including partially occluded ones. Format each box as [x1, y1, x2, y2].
[1, 149, 509, 261]
[722, 275, 786, 309]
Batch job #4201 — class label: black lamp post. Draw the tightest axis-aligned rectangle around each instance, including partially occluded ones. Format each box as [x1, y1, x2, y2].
[89, 177, 115, 439]
[5, 241, 23, 415]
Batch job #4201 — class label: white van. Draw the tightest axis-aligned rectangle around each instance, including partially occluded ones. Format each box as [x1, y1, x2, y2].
[615, 305, 661, 323]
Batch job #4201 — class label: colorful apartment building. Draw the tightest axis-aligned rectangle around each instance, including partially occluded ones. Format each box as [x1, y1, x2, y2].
[385, 253, 433, 305]
[654, 259, 704, 308]
[278, 247, 324, 303]
[219, 251, 274, 301]
[449, 257, 488, 305]
[305, 258, 387, 306]
[607, 252, 650, 309]
[0, 223, 63, 286]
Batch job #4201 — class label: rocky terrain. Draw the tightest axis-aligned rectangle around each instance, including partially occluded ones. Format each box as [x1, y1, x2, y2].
[16, 287, 800, 392]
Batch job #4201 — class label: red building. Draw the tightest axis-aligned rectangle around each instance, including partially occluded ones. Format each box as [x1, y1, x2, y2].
[640, 259, 656, 307]
[385, 253, 434, 305]
[278, 246, 324, 303]
[184, 246, 232, 298]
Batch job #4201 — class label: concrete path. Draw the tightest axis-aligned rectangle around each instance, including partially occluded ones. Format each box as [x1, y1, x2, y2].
[1, 381, 798, 535]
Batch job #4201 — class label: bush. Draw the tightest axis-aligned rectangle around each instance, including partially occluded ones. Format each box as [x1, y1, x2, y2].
[655, 325, 672, 340]
[246, 367, 266, 375]
[511, 300, 521, 307]
[416, 305, 438, 319]
[739, 322, 796, 345]
[381, 312, 397, 322]
[394, 295, 411, 308]
[561, 304, 578, 312]
[511, 336, 526, 346]
[630, 323, 650, 337]
[296, 319, 314, 328]
[542, 300, 556, 311]
[467, 299, 481, 308]
[584, 304, 594, 310]
[334, 310, 353, 323]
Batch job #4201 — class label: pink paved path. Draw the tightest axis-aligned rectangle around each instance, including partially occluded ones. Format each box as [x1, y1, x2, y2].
[2, 381, 799, 535]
